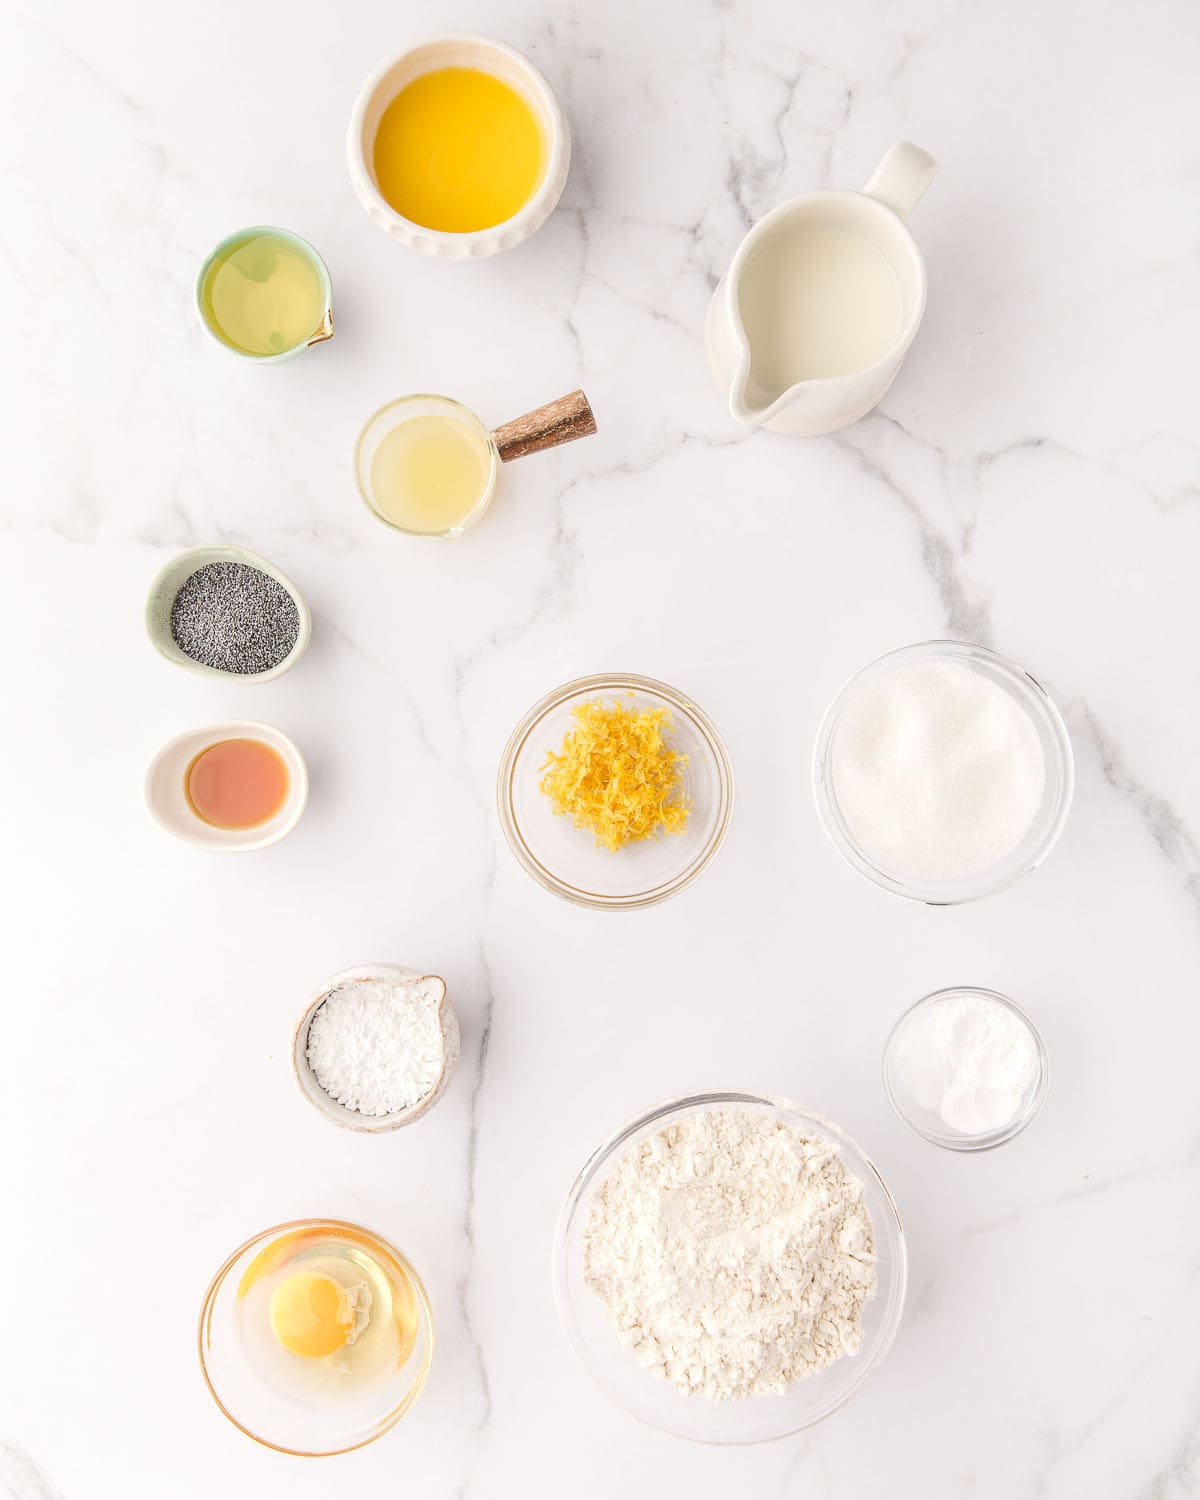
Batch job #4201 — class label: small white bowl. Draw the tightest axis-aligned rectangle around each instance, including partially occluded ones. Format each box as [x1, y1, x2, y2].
[145, 545, 311, 683]
[292, 965, 461, 1133]
[143, 721, 308, 852]
[347, 33, 571, 259]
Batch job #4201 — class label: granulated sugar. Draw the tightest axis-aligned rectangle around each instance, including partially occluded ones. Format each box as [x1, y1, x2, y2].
[831, 659, 1045, 880]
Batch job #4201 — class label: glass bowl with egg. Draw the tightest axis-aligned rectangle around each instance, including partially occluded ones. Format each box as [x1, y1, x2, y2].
[497, 673, 735, 910]
[198, 1219, 433, 1455]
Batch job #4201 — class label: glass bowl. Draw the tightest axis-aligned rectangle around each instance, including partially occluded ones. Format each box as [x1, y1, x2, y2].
[497, 673, 735, 910]
[812, 640, 1074, 904]
[883, 987, 1049, 1152]
[552, 1091, 907, 1443]
[354, 393, 499, 537]
[198, 1219, 434, 1456]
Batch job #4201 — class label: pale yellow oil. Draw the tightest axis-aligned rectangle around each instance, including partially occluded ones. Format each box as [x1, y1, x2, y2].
[368, 415, 493, 534]
[200, 230, 327, 357]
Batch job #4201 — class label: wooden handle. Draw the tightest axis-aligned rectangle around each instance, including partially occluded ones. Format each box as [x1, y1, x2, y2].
[491, 390, 597, 463]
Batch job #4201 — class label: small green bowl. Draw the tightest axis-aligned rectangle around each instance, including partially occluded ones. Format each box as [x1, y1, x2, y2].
[145, 545, 312, 683]
[195, 226, 334, 364]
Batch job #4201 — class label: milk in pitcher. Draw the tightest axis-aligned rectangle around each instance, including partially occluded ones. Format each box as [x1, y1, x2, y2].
[738, 224, 905, 393]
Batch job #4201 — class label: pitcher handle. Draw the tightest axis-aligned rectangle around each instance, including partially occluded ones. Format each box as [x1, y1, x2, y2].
[863, 142, 937, 220]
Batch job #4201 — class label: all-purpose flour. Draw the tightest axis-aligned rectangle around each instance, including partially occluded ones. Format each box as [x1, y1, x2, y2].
[582, 1109, 877, 1402]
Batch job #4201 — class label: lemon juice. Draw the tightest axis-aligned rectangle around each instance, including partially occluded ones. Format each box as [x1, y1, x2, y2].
[365, 409, 495, 534]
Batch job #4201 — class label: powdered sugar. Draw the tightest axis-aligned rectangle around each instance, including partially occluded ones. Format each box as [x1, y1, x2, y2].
[306, 976, 446, 1116]
[582, 1108, 877, 1402]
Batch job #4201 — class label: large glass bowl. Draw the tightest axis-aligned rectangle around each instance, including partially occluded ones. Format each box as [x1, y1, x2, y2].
[497, 673, 735, 910]
[812, 640, 1074, 904]
[552, 1091, 906, 1443]
[198, 1218, 434, 1456]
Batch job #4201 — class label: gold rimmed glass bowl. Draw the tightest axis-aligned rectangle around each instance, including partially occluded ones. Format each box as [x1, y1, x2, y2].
[497, 673, 735, 910]
[198, 1218, 434, 1456]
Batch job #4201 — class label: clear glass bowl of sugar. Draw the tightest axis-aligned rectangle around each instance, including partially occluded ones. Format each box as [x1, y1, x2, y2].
[883, 988, 1049, 1151]
[812, 640, 1074, 905]
[552, 1091, 907, 1443]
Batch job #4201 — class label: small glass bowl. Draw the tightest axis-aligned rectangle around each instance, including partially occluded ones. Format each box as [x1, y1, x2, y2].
[497, 673, 735, 910]
[198, 1219, 434, 1456]
[883, 987, 1049, 1151]
[552, 1091, 907, 1443]
[354, 393, 499, 537]
[812, 640, 1074, 904]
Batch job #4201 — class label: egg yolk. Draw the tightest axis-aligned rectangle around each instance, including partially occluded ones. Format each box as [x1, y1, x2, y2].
[268, 1272, 354, 1358]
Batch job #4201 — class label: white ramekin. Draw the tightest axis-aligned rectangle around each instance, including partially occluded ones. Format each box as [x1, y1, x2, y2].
[347, 32, 571, 259]
[143, 721, 308, 853]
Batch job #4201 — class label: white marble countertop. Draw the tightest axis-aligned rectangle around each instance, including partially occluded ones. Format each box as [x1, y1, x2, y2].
[4, 0, 1199, 1495]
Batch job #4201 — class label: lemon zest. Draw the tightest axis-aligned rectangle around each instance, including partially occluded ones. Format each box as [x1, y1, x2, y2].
[539, 698, 690, 851]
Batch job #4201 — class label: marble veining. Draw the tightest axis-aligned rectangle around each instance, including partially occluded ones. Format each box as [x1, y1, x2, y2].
[3, 0, 1198, 1496]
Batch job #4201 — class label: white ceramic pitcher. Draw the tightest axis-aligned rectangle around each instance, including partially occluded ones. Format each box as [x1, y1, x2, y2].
[705, 142, 937, 436]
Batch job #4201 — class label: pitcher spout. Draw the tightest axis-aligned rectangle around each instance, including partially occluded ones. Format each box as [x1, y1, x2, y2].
[729, 359, 808, 430]
[728, 355, 767, 428]
[726, 329, 789, 429]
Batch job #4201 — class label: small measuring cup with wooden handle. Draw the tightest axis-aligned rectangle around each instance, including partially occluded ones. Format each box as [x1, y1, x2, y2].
[355, 390, 597, 538]
[491, 389, 597, 462]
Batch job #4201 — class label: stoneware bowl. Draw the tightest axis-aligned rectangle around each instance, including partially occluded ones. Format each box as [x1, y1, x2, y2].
[145, 545, 311, 683]
[347, 32, 570, 259]
[292, 964, 461, 1133]
[143, 720, 308, 852]
[194, 226, 334, 365]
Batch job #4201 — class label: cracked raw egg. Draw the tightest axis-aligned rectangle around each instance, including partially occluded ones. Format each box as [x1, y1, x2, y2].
[235, 1225, 418, 1399]
[269, 1272, 356, 1358]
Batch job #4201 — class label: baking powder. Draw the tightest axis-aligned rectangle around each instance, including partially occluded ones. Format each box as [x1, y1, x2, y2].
[893, 990, 1039, 1135]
